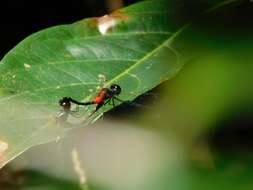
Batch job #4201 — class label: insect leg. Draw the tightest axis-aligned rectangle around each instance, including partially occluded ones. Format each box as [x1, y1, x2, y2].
[88, 98, 112, 117]
[113, 96, 124, 103]
[112, 98, 115, 107]
[89, 103, 104, 117]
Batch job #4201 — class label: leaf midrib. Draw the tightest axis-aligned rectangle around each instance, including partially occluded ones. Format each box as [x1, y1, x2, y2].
[103, 24, 190, 87]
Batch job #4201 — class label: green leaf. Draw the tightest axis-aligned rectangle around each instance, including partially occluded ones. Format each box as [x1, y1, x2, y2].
[0, 0, 241, 169]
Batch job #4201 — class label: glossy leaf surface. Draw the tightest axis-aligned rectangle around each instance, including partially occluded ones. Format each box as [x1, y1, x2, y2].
[0, 0, 240, 168]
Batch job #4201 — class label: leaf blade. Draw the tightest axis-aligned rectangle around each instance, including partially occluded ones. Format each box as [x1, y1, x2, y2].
[0, 0, 241, 168]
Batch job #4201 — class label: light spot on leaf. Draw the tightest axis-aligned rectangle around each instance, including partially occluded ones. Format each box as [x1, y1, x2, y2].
[98, 74, 107, 82]
[0, 141, 8, 153]
[24, 63, 31, 70]
[0, 140, 8, 163]
[98, 15, 117, 35]
[89, 11, 128, 28]
[67, 46, 82, 57]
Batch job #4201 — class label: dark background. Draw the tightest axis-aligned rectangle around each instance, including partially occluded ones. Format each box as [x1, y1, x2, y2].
[0, 0, 140, 59]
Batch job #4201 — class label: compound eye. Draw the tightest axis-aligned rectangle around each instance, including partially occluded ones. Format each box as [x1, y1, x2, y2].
[59, 99, 64, 106]
[59, 97, 71, 108]
[110, 84, 121, 95]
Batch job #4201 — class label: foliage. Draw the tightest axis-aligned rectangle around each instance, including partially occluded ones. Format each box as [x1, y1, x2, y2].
[0, 0, 253, 190]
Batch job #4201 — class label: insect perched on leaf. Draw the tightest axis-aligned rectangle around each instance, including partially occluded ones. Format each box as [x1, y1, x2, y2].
[57, 84, 123, 120]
